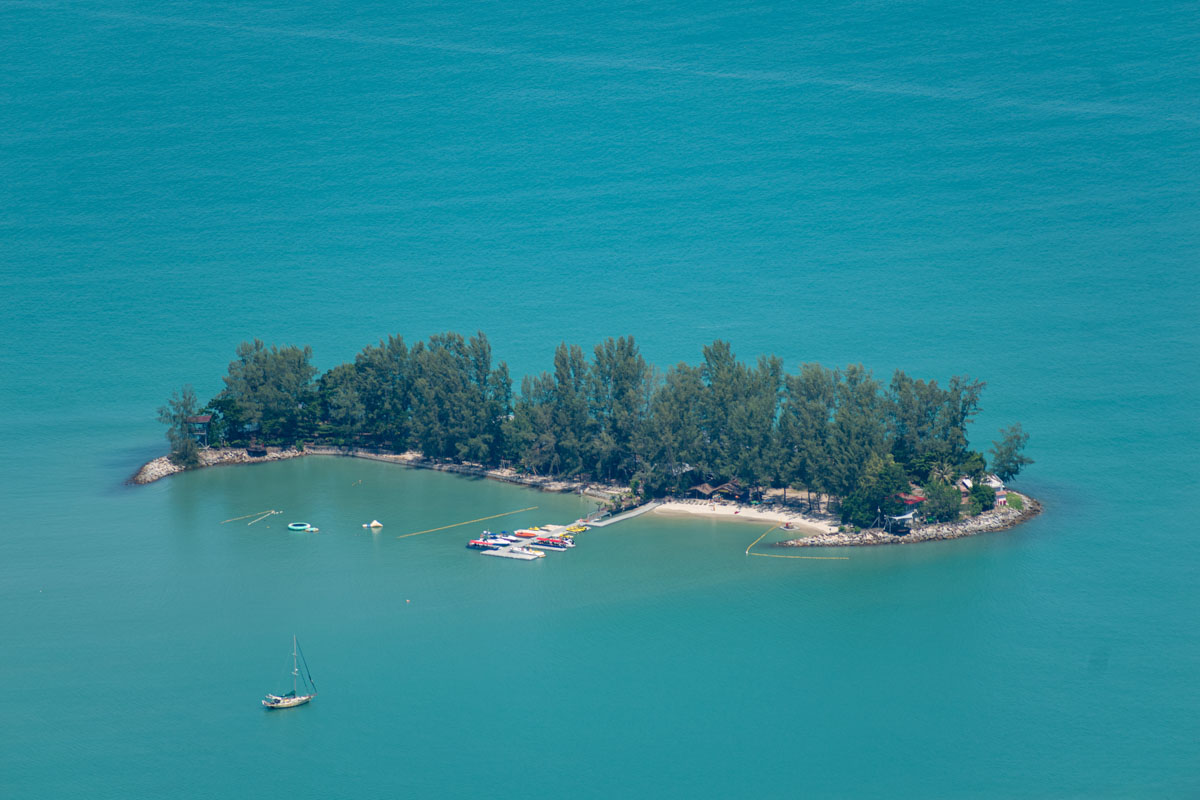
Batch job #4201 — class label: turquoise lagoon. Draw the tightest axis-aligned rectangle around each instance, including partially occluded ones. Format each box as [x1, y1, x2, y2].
[1, 0, 1197, 796]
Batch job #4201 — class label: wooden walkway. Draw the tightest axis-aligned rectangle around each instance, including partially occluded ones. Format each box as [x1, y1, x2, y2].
[585, 501, 662, 528]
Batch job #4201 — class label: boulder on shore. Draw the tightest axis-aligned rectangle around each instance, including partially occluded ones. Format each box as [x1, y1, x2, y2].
[774, 494, 1042, 547]
[130, 447, 305, 485]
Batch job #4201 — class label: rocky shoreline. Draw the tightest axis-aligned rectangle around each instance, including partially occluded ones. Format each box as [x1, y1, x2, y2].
[303, 446, 626, 501]
[132, 448, 1041, 546]
[129, 446, 627, 502]
[130, 447, 308, 484]
[774, 492, 1042, 548]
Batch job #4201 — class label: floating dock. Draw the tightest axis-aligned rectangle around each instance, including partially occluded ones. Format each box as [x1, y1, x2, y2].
[481, 548, 541, 561]
[474, 501, 660, 563]
[585, 501, 662, 528]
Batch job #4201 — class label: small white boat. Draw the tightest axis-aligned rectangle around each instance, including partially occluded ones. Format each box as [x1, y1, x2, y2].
[263, 636, 317, 709]
[530, 538, 570, 551]
[511, 546, 545, 558]
[362, 520, 383, 529]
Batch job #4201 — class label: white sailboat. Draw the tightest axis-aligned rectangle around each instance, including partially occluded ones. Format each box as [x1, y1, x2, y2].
[262, 636, 317, 709]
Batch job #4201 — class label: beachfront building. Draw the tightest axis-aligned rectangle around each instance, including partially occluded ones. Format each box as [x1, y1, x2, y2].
[688, 479, 744, 501]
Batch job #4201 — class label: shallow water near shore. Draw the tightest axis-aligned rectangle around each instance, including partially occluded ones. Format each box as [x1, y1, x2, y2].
[2, 0, 1198, 796]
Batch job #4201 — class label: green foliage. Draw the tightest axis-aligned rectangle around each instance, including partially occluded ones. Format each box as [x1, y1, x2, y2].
[969, 481, 996, 513]
[630, 363, 704, 495]
[840, 453, 908, 528]
[989, 423, 1033, 482]
[157, 385, 201, 467]
[777, 363, 837, 497]
[210, 340, 318, 444]
[921, 480, 961, 522]
[504, 372, 558, 474]
[888, 371, 984, 477]
[697, 343, 782, 488]
[959, 450, 987, 481]
[319, 363, 366, 439]
[174, 332, 1025, 503]
[929, 460, 957, 485]
[1006, 492, 1024, 511]
[588, 336, 652, 481]
[407, 332, 510, 463]
[826, 365, 887, 498]
[351, 335, 412, 445]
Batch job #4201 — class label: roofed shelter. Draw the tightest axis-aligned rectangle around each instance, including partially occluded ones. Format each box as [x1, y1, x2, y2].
[712, 480, 743, 498]
[688, 479, 745, 500]
[186, 414, 212, 447]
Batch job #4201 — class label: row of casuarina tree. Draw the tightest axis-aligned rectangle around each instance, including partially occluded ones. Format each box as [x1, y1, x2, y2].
[158, 332, 1032, 527]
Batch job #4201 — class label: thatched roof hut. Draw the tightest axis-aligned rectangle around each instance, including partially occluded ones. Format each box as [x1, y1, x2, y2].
[688, 479, 743, 499]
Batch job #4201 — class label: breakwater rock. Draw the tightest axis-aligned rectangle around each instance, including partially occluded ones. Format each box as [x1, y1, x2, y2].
[131, 445, 626, 501]
[775, 494, 1042, 548]
[130, 447, 305, 485]
[304, 446, 625, 501]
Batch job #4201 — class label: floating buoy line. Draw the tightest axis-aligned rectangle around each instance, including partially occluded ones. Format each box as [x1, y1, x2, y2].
[397, 506, 539, 539]
[745, 524, 779, 554]
[220, 510, 282, 526]
[749, 552, 849, 560]
[217, 506, 847, 561]
[745, 523, 849, 560]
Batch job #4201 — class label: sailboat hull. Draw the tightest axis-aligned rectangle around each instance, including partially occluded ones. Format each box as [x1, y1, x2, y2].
[262, 693, 315, 709]
[263, 636, 317, 709]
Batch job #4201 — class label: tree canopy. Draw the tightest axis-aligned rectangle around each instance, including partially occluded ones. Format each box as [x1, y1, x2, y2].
[208, 339, 317, 443]
[989, 423, 1034, 482]
[173, 332, 1032, 525]
[157, 384, 200, 467]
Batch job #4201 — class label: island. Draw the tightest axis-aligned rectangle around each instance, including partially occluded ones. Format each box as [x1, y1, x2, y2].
[141, 332, 1038, 546]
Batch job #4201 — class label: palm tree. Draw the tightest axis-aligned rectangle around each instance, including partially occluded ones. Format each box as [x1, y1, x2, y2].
[931, 461, 956, 485]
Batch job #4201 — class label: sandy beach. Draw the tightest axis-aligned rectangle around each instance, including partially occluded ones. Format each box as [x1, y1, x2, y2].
[652, 499, 839, 534]
[131, 447, 1035, 547]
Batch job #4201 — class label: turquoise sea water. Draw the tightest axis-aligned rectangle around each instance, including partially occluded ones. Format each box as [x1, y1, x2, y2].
[2, 1, 1198, 796]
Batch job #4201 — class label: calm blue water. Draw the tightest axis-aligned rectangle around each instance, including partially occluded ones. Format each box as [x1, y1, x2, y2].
[2, 1, 1197, 796]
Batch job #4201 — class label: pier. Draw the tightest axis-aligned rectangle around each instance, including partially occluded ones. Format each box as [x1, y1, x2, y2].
[469, 501, 663, 563]
[481, 546, 541, 560]
[584, 500, 662, 528]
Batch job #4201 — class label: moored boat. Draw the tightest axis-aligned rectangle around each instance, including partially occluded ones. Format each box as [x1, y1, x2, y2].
[467, 539, 500, 550]
[263, 636, 317, 709]
[531, 537, 573, 551]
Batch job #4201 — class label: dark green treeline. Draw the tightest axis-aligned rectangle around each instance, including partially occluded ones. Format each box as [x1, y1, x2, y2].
[177, 333, 1031, 525]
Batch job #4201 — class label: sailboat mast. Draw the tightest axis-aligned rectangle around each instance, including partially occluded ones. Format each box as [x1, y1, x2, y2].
[292, 635, 299, 695]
